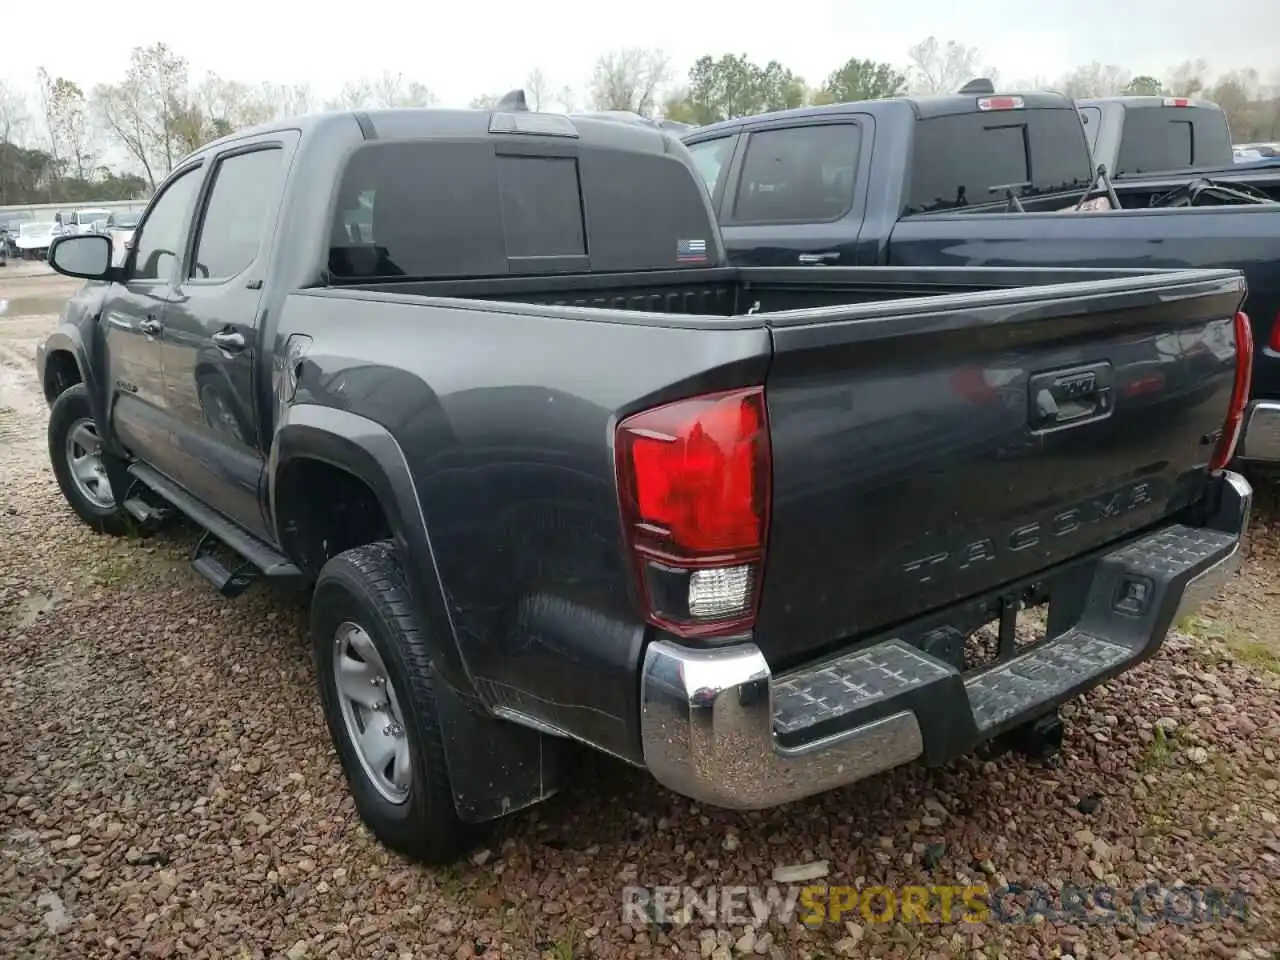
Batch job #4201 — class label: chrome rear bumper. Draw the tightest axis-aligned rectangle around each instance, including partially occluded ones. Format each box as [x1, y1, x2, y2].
[1237, 400, 1280, 462]
[639, 472, 1251, 809]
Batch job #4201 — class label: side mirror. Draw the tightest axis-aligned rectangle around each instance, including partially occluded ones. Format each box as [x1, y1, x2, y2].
[48, 234, 114, 281]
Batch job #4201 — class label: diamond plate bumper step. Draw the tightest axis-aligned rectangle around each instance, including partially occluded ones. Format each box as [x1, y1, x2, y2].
[640, 473, 1251, 809]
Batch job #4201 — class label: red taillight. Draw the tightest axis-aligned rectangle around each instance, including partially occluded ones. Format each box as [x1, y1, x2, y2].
[1209, 310, 1253, 471]
[1163, 97, 1191, 108]
[615, 387, 771, 639]
[1268, 309, 1280, 353]
[977, 96, 1024, 111]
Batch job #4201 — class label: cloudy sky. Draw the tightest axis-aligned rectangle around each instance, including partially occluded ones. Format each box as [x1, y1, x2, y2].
[6, 0, 1279, 108]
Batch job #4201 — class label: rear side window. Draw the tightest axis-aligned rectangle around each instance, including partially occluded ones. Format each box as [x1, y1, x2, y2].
[730, 124, 861, 224]
[907, 109, 1091, 214]
[1113, 107, 1231, 175]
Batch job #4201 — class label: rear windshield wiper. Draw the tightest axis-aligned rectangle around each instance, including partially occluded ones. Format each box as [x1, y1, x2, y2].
[989, 181, 1032, 213]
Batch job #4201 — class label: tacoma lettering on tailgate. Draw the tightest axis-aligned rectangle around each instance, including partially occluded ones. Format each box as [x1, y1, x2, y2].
[902, 480, 1156, 584]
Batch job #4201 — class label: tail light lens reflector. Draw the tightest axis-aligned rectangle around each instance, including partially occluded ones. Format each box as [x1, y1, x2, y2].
[1209, 310, 1253, 471]
[615, 387, 771, 639]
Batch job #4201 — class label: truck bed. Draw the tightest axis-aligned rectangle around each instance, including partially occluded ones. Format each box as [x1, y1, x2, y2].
[323, 264, 1198, 320]
[290, 265, 1247, 675]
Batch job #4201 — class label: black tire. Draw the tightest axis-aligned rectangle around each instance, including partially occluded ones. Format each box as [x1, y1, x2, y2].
[47, 384, 131, 535]
[311, 541, 471, 863]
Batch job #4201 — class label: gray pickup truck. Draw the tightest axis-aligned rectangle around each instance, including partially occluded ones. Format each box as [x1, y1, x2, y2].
[39, 97, 1252, 863]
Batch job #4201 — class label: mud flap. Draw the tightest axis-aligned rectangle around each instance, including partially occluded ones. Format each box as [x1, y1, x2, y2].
[432, 673, 571, 823]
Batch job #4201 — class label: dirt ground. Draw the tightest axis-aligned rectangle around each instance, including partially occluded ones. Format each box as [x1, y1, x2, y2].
[2, 266, 1279, 960]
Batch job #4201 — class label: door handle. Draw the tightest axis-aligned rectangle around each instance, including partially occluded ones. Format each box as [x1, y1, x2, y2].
[798, 251, 841, 265]
[139, 316, 162, 336]
[211, 329, 246, 353]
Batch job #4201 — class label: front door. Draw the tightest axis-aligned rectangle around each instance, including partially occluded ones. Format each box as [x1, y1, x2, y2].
[160, 140, 291, 541]
[101, 163, 205, 485]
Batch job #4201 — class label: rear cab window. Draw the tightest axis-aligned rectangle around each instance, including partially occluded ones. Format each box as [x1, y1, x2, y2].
[726, 123, 862, 224]
[328, 124, 717, 280]
[1113, 105, 1232, 175]
[906, 107, 1092, 214]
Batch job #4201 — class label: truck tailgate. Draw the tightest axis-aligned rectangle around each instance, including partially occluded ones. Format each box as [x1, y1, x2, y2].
[757, 269, 1246, 667]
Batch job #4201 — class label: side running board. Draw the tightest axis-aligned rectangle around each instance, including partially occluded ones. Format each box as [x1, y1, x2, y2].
[127, 463, 302, 597]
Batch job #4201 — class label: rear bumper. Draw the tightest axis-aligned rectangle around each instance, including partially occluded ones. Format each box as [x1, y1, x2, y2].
[640, 471, 1251, 809]
[1237, 400, 1280, 462]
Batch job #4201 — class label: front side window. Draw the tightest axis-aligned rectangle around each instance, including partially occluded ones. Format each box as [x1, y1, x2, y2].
[686, 137, 735, 197]
[191, 148, 284, 280]
[131, 167, 202, 281]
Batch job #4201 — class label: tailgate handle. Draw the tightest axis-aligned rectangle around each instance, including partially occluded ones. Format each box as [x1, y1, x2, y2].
[1028, 362, 1114, 432]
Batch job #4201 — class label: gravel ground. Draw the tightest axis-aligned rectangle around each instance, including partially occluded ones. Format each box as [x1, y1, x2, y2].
[3, 267, 1280, 959]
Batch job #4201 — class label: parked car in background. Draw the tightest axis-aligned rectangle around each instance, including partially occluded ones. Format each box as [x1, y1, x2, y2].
[104, 211, 141, 263]
[1075, 99, 1280, 192]
[1077, 96, 1233, 176]
[1235, 142, 1280, 159]
[682, 89, 1280, 470]
[2, 213, 33, 257]
[14, 221, 57, 259]
[58, 208, 113, 235]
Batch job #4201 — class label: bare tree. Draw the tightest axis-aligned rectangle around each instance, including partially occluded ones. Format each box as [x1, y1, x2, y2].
[1167, 58, 1210, 98]
[0, 80, 31, 202]
[191, 73, 275, 139]
[90, 43, 193, 189]
[1057, 62, 1131, 99]
[36, 68, 63, 176]
[907, 37, 984, 94]
[1013, 75, 1055, 92]
[327, 72, 434, 110]
[557, 85, 579, 113]
[0, 79, 28, 146]
[258, 82, 314, 120]
[1216, 67, 1260, 102]
[588, 48, 671, 115]
[468, 93, 500, 109]
[525, 68, 552, 111]
[38, 69, 96, 181]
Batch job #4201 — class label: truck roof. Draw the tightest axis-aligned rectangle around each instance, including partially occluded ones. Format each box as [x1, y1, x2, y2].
[181, 101, 726, 283]
[190, 105, 684, 163]
[1076, 95, 1221, 111]
[690, 90, 1078, 138]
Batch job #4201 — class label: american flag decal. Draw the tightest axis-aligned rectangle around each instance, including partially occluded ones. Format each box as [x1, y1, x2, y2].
[677, 238, 708, 262]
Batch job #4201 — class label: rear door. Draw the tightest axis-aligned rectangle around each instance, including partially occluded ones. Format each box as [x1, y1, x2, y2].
[160, 135, 294, 541]
[708, 116, 872, 267]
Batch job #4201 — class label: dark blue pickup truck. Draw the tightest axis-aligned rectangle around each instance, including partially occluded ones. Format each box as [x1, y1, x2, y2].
[684, 91, 1280, 467]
